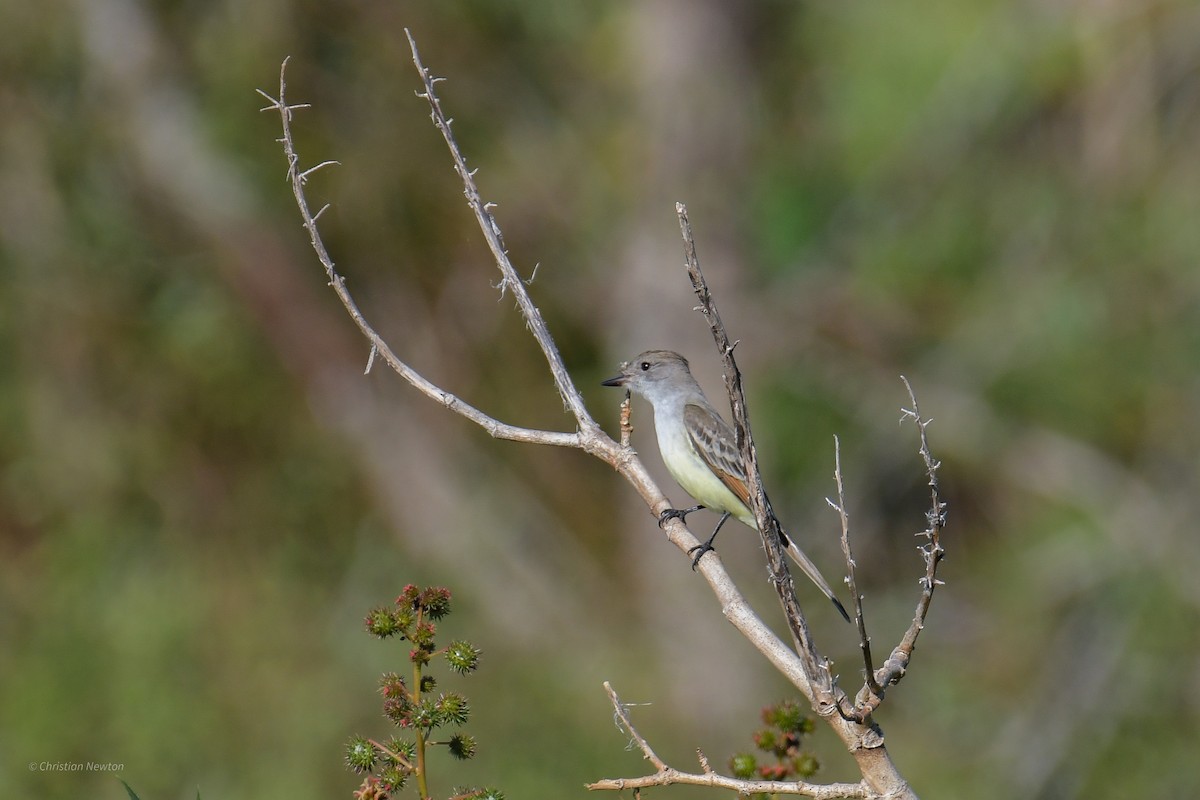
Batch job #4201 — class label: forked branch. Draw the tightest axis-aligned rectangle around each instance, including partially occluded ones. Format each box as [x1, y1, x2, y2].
[260, 31, 933, 800]
[256, 60, 580, 449]
[832, 379, 946, 723]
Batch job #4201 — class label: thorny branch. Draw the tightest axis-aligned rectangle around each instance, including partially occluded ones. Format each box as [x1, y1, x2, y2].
[876, 379, 946, 688]
[261, 31, 939, 800]
[402, 29, 593, 427]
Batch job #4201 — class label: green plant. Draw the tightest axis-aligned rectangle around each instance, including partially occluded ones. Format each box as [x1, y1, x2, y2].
[729, 699, 821, 794]
[345, 585, 500, 800]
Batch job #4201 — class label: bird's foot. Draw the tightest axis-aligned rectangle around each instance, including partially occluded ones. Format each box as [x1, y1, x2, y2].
[684, 511, 731, 571]
[658, 504, 704, 529]
[686, 541, 716, 570]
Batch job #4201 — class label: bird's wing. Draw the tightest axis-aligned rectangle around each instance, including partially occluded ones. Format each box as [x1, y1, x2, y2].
[686, 404, 850, 623]
[683, 402, 751, 507]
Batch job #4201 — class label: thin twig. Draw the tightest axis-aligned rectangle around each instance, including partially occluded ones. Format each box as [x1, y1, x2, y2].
[601, 682, 665, 771]
[830, 436, 881, 696]
[589, 682, 869, 799]
[618, 391, 633, 449]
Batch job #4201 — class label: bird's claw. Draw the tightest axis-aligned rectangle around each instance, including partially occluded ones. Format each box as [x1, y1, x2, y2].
[686, 542, 716, 570]
[658, 505, 702, 529]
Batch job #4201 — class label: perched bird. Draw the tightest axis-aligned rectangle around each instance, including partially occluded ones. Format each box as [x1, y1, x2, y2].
[604, 350, 850, 623]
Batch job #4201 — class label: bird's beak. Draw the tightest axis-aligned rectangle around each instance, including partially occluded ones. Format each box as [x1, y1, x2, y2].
[602, 359, 632, 387]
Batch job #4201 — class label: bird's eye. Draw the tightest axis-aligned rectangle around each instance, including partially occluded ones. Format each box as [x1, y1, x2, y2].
[640, 361, 651, 371]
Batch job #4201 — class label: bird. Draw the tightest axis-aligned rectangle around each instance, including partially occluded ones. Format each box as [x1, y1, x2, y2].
[603, 349, 850, 623]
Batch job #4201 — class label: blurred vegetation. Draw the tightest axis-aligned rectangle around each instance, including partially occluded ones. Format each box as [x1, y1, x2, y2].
[2, 1, 1199, 798]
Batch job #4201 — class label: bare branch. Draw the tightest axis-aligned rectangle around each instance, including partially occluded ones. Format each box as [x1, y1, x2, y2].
[600, 681, 665, 771]
[831, 436, 881, 697]
[403, 29, 595, 430]
[297, 159, 340, 182]
[871, 377, 946, 689]
[588, 682, 870, 799]
[259, 59, 579, 449]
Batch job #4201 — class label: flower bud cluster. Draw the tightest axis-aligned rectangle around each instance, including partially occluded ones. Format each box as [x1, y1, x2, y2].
[728, 699, 821, 787]
[346, 585, 491, 799]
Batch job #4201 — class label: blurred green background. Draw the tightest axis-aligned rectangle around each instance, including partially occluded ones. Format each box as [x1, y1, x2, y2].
[3, 1, 1199, 798]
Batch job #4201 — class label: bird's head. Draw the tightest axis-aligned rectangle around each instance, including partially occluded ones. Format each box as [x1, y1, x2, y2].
[601, 350, 693, 399]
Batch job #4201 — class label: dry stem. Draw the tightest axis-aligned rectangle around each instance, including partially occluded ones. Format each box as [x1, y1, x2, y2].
[588, 682, 870, 799]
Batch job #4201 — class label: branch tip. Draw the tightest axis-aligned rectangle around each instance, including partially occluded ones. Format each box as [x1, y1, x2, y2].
[298, 160, 340, 183]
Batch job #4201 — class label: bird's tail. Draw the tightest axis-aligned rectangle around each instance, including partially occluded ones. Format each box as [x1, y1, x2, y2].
[780, 532, 851, 624]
